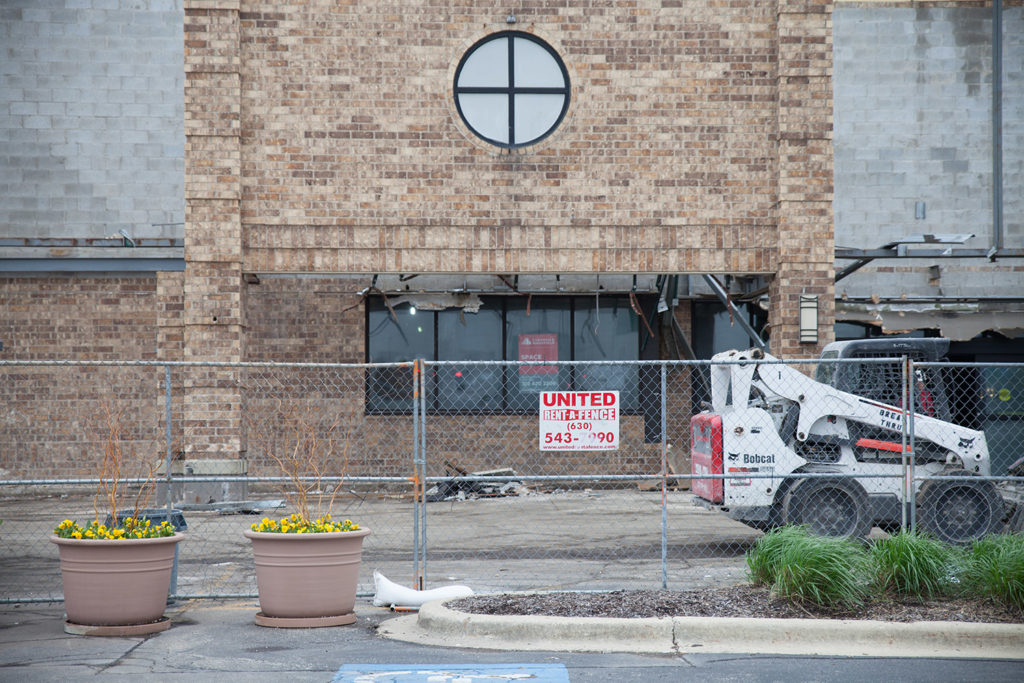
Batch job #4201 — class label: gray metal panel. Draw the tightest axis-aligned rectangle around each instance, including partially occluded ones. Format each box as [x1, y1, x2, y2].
[0, 1, 185, 242]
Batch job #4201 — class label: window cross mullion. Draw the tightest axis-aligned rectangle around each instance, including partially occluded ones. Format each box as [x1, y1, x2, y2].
[453, 31, 570, 149]
[455, 86, 568, 95]
[507, 35, 515, 145]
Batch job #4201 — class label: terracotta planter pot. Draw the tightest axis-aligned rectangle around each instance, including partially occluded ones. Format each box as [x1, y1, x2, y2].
[50, 532, 185, 636]
[244, 528, 370, 627]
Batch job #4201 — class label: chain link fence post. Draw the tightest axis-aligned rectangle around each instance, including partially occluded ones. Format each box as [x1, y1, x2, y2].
[163, 364, 178, 597]
[660, 362, 668, 589]
[900, 356, 910, 531]
[907, 357, 918, 531]
[417, 358, 428, 590]
[412, 359, 421, 590]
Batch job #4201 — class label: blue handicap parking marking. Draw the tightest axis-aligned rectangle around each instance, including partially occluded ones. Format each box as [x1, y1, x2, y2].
[332, 663, 570, 682]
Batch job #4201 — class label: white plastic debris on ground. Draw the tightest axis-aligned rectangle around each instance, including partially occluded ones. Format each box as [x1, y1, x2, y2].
[372, 570, 473, 609]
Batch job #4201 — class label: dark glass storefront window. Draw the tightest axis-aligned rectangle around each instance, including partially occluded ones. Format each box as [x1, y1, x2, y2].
[366, 302, 435, 412]
[435, 307, 503, 411]
[366, 296, 649, 413]
[505, 298, 571, 411]
[574, 297, 639, 410]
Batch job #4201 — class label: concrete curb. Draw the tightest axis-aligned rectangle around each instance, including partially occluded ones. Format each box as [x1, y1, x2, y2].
[377, 599, 1024, 659]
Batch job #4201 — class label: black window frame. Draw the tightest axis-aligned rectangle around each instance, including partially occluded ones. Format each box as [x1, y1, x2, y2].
[364, 295, 654, 416]
[453, 31, 571, 149]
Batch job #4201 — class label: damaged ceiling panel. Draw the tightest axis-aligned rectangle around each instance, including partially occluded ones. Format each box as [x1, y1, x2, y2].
[371, 274, 661, 294]
[385, 292, 484, 313]
[836, 301, 1024, 340]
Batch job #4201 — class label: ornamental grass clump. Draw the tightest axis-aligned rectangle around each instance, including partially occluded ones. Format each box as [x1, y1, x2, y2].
[747, 525, 870, 610]
[962, 534, 1024, 611]
[870, 529, 959, 600]
[746, 525, 812, 586]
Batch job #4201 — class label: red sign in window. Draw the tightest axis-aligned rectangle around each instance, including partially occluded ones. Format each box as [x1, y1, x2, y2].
[518, 333, 558, 393]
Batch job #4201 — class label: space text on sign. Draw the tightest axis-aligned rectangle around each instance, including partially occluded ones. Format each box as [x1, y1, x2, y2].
[539, 391, 619, 451]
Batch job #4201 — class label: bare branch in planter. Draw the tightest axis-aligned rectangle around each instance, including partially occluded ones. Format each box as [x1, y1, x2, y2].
[247, 398, 352, 524]
[54, 397, 186, 540]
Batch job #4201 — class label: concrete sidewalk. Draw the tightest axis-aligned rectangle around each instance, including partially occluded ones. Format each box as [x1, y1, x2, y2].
[2, 595, 1022, 682]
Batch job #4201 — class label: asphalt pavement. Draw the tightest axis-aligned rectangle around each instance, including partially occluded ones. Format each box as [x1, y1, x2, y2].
[1, 597, 1022, 682]
[3, 487, 1024, 681]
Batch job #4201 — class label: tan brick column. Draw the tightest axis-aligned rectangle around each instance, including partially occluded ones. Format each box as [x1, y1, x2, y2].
[770, 0, 836, 358]
[156, 271, 185, 362]
[183, 0, 244, 461]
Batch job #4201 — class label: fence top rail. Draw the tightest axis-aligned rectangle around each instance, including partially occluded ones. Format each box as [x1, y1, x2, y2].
[423, 357, 912, 367]
[0, 476, 412, 486]
[0, 360, 415, 369]
[6, 474, 1020, 487]
[915, 360, 1024, 368]
[4, 358, 1022, 369]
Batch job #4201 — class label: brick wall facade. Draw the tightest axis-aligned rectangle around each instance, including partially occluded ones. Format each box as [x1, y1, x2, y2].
[0, 275, 162, 361]
[0, 275, 170, 478]
[771, 0, 835, 357]
[174, 0, 835, 468]
[244, 276, 365, 363]
[0, 1, 839, 480]
[180, 0, 837, 360]
[231, 0, 786, 276]
[184, 1, 245, 460]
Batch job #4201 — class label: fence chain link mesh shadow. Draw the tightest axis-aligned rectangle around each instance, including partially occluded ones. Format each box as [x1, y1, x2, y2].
[1, 357, 1021, 603]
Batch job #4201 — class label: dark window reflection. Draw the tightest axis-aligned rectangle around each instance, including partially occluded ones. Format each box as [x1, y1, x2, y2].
[366, 301, 434, 412]
[435, 306, 503, 411]
[575, 297, 639, 411]
[366, 295, 650, 413]
[505, 298, 570, 411]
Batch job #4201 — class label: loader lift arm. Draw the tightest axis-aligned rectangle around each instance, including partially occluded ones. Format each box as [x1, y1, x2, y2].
[710, 348, 990, 475]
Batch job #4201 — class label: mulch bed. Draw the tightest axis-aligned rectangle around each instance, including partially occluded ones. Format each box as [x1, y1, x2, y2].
[449, 585, 1023, 624]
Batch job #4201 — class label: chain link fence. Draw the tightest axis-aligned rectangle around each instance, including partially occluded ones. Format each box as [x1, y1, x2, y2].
[1, 356, 1021, 603]
[914, 360, 1024, 543]
[0, 361, 419, 603]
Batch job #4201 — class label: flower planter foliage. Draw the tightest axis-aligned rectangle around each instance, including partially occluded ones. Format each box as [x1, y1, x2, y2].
[244, 401, 369, 626]
[55, 517, 176, 540]
[250, 513, 360, 534]
[50, 402, 186, 635]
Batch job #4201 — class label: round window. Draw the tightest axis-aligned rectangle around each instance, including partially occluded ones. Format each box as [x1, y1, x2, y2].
[454, 32, 570, 149]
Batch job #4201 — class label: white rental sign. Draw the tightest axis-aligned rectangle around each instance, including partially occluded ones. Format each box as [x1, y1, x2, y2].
[539, 391, 620, 451]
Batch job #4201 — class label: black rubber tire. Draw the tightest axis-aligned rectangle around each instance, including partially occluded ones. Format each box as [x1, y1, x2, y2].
[782, 477, 872, 538]
[917, 470, 1004, 544]
[877, 520, 903, 535]
[744, 505, 784, 533]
